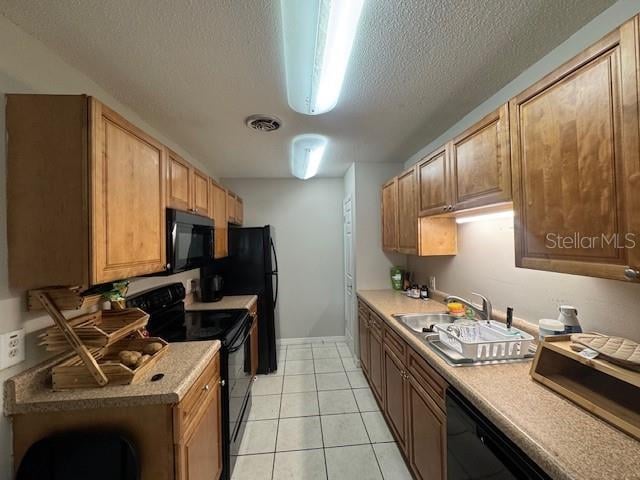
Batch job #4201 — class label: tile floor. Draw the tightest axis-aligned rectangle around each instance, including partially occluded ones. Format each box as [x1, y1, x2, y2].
[231, 341, 412, 480]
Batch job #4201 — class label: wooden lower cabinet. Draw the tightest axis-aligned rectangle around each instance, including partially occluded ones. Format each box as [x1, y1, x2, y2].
[358, 298, 447, 480]
[358, 304, 370, 375]
[383, 344, 409, 454]
[175, 380, 222, 480]
[12, 352, 223, 480]
[407, 374, 447, 480]
[368, 318, 385, 406]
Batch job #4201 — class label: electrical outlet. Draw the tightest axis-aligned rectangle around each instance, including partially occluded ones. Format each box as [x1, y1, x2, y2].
[1, 329, 25, 370]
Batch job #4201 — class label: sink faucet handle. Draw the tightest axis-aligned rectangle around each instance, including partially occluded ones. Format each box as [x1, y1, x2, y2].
[471, 292, 492, 320]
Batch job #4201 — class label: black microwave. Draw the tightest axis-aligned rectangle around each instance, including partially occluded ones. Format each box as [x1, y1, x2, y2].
[166, 208, 214, 274]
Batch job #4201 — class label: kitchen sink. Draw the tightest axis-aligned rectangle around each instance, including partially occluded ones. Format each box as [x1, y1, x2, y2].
[393, 313, 536, 367]
[392, 313, 459, 333]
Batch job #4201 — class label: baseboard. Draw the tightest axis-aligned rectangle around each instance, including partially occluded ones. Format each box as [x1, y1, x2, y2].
[277, 336, 346, 347]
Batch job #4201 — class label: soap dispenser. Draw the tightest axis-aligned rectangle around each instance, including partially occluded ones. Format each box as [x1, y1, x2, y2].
[557, 305, 582, 334]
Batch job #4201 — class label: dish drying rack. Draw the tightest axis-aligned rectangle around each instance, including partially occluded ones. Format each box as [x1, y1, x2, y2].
[433, 320, 534, 361]
[28, 287, 168, 390]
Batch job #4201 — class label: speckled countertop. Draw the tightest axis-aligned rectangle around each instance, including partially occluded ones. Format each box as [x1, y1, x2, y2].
[4, 341, 220, 415]
[358, 290, 640, 480]
[186, 294, 257, 311]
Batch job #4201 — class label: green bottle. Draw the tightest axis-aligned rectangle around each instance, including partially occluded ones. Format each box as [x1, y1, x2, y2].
[390, 266, 404, 290]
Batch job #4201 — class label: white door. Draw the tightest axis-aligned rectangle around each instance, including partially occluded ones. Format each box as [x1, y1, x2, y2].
[343, 196, 356, 356]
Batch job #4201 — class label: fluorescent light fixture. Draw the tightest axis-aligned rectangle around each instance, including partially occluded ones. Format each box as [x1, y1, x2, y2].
[280, 0, 365, 115]
[456, 210, 515, 224]
[290, 135, 328, 179]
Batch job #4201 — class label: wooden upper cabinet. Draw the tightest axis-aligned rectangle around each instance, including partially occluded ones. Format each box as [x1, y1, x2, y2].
[397, 168, 418, 255]
[227, 191, 237, 224]
[7, 95, 169, 289]
[91, 100, 167, 284]
[191, 168, 211, 217]
[167, 151, 211, 218]
[449, 104, 511, 211]
[418, 146, 450, 216]
[210, 180, 228, 259]
[381, 178, 399, 251]
[167, 150, 192, 212]
[510, 19, 640, 282]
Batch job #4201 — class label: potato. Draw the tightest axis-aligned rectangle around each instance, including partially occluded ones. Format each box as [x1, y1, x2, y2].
[142, 342, 163, 355]
[136, 354, 151, 368]
[118, 350, 141, 367]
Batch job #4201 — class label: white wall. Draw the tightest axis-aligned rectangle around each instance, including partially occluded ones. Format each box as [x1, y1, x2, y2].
[353, 163, 406, 290]
[0, 16, 214, 478]
[408, 218, 640, 341]
[223, 178, 345, 340]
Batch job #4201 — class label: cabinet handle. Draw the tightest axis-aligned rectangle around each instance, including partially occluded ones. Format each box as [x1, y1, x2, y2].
[203, 384, 210, 392]
[448, 205, 454, 212]
[442, 206, 447, 212]
[220, 379, 225, 387]
[624, 267, 640, 280]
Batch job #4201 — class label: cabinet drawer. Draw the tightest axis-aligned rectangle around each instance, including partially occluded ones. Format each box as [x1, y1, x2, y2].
[174, 352, 220, 441]
[383, 324, 406, 363]
[407, 348, 446, 411]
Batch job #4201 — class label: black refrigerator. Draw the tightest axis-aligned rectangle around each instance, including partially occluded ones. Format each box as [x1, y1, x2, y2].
[217, 225, 279, 374]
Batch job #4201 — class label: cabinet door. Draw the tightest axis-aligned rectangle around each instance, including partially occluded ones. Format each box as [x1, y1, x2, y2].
[510, 20, 640, 282]
[418, 146, 450, 216]
[176, 380, 223, 480]
[397, 168, 418, 255]
[368, 318, 384, 406]
[407, 374, 446, 480]
[449, 104, 511, 211]
[227, 192, 237, 224]
[167, 150, 192, 211]
[90, 99, 167, 284]
[381, 178, 398, 251]
[210, 180, 228, 258]
[383, 344, 408, 454]
[192, 168, 211, 217]
[358, 306, 370, 375]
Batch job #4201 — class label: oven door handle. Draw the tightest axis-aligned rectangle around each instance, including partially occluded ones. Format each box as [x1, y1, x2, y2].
[228, 322, 252, 353]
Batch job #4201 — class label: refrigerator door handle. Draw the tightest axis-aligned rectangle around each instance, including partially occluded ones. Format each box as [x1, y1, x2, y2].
[270, 238, 279, 274]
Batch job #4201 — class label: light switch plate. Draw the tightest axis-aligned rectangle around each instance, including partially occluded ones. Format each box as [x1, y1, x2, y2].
[0, 329, 25, 370]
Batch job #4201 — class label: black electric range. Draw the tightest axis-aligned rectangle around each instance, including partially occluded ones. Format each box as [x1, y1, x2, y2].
[126, 283, 254, 480]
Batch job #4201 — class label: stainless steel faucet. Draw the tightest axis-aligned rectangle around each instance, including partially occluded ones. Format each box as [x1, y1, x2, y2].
[443, 292, 493, 322]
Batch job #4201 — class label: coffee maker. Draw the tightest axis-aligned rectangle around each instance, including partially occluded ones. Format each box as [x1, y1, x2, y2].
[201, 274, 224, 302]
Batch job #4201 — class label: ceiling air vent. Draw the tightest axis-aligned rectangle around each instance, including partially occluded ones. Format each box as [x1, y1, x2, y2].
[245, 114, 282, 132]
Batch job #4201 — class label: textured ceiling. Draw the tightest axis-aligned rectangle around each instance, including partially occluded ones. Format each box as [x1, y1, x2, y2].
[0, 0, 614, 178]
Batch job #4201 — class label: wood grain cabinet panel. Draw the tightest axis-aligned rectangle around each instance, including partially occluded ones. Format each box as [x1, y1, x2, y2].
[449, 104, 511, 210]
[175, 379, 222, 480]
[90, 99, 167, 284]
[397, 168, 418, 255]
[368, 315, 385, 406]
[191, 168, 211, 217]
[358, 303, 370, 375]
[210, 180, 228, 258]
[167, 151, 192, 212]
[418, 146, 450, 216]
[383, 344, 408, 455]
[407, 374, 446, 480]
[381, 178, 399, 251]
[510, 19, 640, 282]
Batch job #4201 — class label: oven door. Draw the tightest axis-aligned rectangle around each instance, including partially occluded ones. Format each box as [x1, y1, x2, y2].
[227, 317, 254, 446]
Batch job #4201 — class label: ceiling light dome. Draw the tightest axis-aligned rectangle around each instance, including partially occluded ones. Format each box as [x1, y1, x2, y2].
[290, 135, 328, 179]
[280, 0, 365, 115]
